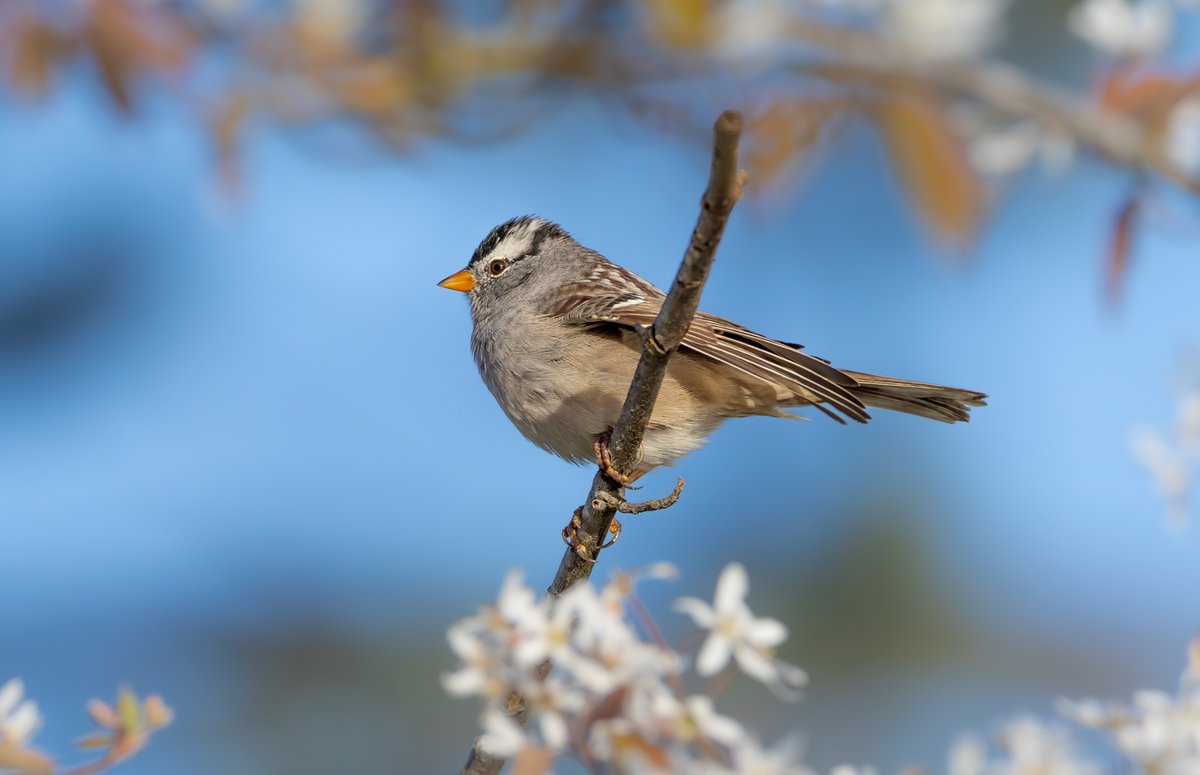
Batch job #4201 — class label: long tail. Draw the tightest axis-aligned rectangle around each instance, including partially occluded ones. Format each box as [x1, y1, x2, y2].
[843, 371, 987, 424]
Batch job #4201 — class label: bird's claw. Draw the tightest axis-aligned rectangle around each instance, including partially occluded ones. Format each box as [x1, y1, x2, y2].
[593, 430, 643, 489]
[561, 506, 622, 563]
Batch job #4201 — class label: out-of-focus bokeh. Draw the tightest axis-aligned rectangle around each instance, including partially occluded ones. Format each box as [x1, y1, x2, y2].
[2, 1, 1199, 772]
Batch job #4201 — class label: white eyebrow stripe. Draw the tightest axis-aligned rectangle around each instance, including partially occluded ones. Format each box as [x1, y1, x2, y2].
[483, 219, 546, 264]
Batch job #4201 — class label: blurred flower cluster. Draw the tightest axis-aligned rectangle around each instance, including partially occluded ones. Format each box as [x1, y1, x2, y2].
[1132, 382, 1200, 531]
[2, 0, 1198, 278]
[0, 681, 170, 775]
[444, 562, 813, 774]
[953, 638, 1200, 775]
[447, 563, 1200, 775]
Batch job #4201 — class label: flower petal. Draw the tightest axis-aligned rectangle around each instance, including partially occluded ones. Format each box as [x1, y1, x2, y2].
[696, 633, 733, 677]
[4, 701, 41, 744]
[733, 643, 778, 685]
[747, 616, 788, 648]
[478, 705, 525, 757]
[714, 563, 749, 613]
[674, 597, 716, 628]
[539, 710, 569, 751]
[0, 680, 22, 719]
[441, 667, 488, 698]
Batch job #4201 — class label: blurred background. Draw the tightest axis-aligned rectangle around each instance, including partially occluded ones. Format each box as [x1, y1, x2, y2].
[2, 0, 1199, 773]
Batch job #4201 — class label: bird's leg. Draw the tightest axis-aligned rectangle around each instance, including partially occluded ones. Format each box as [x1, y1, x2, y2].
[592, 429, 645, 489]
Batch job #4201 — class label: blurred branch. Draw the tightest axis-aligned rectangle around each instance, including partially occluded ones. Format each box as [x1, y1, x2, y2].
[457, 108, 747, 775]
[788, 17, 1200, 196]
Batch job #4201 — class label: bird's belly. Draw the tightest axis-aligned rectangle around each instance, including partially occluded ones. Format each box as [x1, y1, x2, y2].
[475, 325, 721, 469]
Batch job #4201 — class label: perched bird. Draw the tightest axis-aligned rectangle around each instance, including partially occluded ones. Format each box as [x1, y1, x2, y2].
[439, 216, 986, 484]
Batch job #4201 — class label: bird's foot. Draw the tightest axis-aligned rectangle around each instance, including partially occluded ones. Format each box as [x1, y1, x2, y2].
[561, 506, 622, 563]
[593, 430, 644, 489]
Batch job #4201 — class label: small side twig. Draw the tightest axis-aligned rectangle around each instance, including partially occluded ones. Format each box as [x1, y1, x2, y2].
[457, 110, 747, 775]
[594, 478, 685, 514]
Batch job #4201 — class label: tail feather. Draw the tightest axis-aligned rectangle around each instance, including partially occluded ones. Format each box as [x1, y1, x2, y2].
[843, 370, 987, 424]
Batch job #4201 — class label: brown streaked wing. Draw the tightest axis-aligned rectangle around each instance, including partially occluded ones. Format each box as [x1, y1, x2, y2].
[554, 292, 869, 424]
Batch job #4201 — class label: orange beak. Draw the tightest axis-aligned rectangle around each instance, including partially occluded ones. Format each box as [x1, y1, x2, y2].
[437, 269, 475, 293]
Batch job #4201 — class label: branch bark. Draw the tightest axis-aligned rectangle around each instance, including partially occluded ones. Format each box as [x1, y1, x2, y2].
[457, 109, 747, 775]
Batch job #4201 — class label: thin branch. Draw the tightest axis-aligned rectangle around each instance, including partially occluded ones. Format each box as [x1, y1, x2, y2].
[457, 109, 747, 775]
[548, 109, 746, 596]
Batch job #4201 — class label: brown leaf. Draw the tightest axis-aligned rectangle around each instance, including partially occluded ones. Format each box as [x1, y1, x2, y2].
[84, 0, 194, 113]
[643, 0, 711, 49]
[747, 98, 845, 192]
[335, 59, 411, 116]
[1105, 196, 1140, 305]
[610, 732, 671, 769]
[1100, 68, 1200, 121]
[6, 13, 75, 97]
[212, 92, 251, 193]
[877, 95, 986, 252]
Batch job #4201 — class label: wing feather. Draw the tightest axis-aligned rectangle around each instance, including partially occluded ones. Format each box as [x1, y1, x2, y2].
[551, 277, 869, 424]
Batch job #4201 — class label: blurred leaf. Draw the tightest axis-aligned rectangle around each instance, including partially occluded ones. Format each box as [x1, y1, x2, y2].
[1105, 195, 1140, 305]
[611, 733, 670, 768]
[1100, 68, 1200, 122]
[747, 98, 845, 192]
[0, 740, 53, 775]
[877, 95, 986, 251]
[75, 734, 114, 750]
[643, 0, 712, 49]
[86, 699, 118, 729]
[115, 685, 141, 733]
[142, 694, 173, 730]
[335, 59, 412, 117]
[84, 0, 193, 113]
[211, 92, 251, 192]
[5, 13, 75, 97]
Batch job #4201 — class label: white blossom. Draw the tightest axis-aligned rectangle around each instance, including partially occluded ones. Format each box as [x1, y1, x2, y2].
[720, 736, 814, 775]
[675, 563, 807, 693]
[1056, 640, 1200, 774]
[883, 0, 1010, 62]
[0, 679, 41, 746]
[477, 703, 526, 757]
[1132, 387, 1200, 530]
[1165, 95, 1200, 177]
[1068, 0, 1173, 60]
[951, 717, 1101, 775]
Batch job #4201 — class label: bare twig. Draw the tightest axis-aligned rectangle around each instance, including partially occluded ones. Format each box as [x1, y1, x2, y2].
[457, 109, 747, 775]
[594, 478, 686, 514]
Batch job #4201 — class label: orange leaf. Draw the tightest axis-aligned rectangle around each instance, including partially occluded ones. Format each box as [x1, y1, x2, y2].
[748, 98, 844, 192]
[643, 0, 711, 49]
[877, 96, 986, 252]
[1100, 68, 1200, 120]
[211, 92, 250, 193]
[1105, 196, 1140, 305]
[84, 0, 193, 113]
[6, 13, 74, 97]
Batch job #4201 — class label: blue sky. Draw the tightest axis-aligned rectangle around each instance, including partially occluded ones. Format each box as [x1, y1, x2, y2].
[1, 77, 1198, 772]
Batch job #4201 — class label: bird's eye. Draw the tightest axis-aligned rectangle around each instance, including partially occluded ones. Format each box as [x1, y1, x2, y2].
[488, 259, 508, 276]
